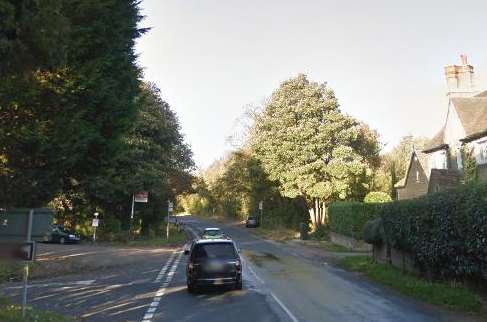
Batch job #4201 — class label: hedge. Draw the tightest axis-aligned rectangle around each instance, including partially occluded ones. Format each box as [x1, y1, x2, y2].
[328, 202, 380, 240]
[371, 183, 487, 281]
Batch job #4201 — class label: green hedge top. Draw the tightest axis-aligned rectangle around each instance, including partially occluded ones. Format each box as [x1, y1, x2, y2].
[329, 202, 380, 240]
[374, 183, 487, 280]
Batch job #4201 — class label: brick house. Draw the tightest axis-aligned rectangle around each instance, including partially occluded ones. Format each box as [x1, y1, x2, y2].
[395, 55, 487, 200]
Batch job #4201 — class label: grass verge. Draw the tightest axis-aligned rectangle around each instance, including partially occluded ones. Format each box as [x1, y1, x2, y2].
[339, 255, 483, 314]
[319, 241, 353, 252]
[113, 224, 187, 247]
[0, 297, 76, 322]
[251, 225, 298, 242]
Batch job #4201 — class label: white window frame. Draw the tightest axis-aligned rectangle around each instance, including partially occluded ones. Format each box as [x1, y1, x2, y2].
[429, 150, 448, 170]
[475, 140, 487, 165]
[456, 147, 463, 169]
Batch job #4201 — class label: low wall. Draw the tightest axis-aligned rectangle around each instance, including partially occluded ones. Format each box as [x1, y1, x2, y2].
[330, 232, 372, 252]
[373, 243, 419, 274]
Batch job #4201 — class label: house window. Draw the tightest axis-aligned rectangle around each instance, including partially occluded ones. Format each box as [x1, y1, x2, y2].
[434, 184, 440, 192]
[456, 147, 463, 169]
[429, 150, 448, 170]
[475, 140, 487, 165]
[416, 170, 420, 182]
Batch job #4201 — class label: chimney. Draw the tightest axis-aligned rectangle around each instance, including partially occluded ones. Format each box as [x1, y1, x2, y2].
[444, 55, 475, 98]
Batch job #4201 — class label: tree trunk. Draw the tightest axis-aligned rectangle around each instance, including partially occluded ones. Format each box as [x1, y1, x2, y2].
[309, 198, 318, 227]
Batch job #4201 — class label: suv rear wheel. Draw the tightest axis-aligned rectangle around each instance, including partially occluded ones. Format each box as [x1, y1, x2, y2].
[187, 282, 197, 294]
[235, 279, 242, 290]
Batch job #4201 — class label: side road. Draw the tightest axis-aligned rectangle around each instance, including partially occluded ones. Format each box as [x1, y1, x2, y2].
[0, 241, 186, 321]
[32, 243, 181, 279]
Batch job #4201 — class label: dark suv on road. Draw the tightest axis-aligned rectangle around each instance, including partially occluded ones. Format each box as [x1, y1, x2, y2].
[185, 238, 242, 293]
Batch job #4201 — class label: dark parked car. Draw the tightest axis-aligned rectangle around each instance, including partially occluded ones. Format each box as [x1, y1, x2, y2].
[44, 225, 80, 244]
[245, 215, 259, 228]
[185, 238, 242, 293]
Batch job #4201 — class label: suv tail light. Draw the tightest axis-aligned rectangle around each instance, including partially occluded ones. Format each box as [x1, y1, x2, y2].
[235, 260, 241, 272]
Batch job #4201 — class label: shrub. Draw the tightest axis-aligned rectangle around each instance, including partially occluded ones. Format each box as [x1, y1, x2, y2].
[329, 202, 380, 240]
[372, 183, 487, 281]
[364, 191, 392, 203]
[362, 217, 384, 244]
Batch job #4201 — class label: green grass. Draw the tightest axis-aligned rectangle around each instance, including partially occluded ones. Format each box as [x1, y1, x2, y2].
[320, 241, 351, 252]
[0, 261, 22, 282]
[252, 225, 298, 242]
[99, 224, 187, 247]
[121, 225, 187, 247]
[339, 256, 483, 313]
[0, 297, 76, 322]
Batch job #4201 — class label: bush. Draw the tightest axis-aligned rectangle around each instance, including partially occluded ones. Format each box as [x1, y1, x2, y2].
[362, 217, 384, 244]
[364, 191, 392, 203]
[329, 202, 380, 240]
[373, 183, 487, 281]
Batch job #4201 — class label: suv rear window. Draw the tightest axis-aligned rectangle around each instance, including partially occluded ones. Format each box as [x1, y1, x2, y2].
[192, 243, 236, 260]
[204, 230, 221, 237]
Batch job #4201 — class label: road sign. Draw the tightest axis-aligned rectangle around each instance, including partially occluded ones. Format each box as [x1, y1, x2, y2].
[0, 208, 53, 241]
[0, 241, 35, 261]
[168, 201, 174, 212]
[92, 218, 99, 227]
[259, 201, 263, 210]
[134, 192, 149, 203]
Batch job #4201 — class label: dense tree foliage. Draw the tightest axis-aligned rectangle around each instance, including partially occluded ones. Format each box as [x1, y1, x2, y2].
[248, 74, 380, 225]
[0, 1, 193, 237]
[182, 150, 307, 228]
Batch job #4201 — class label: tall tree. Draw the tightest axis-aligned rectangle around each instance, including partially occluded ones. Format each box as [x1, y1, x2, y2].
[86, 83, 194, 233]
[249, 74, 380, 225]
[0, 0, 145, 207]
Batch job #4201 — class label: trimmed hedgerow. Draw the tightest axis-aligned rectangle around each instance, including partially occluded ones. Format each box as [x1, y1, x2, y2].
[371, 183, 487, 281]
[329, 202, 380, 240]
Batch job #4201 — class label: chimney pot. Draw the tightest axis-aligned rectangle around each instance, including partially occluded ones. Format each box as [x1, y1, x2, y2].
[460, 54, 468, 65]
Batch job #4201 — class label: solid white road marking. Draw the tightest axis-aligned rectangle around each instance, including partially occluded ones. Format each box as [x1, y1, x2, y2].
[270, 292, 299, 322]
[244, 260, 265, 284]
[141, 250, 184, 322]
[243, 254, 299, 322]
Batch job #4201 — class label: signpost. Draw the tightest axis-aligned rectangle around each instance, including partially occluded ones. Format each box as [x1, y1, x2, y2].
[130, 192, 149, 238]
[92, 212, 99, 242]
[0, 208, 52, 318]
[167, 200, 174, 240]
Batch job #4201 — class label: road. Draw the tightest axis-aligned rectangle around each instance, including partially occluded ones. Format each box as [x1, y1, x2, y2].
[1, 216, 475, 322]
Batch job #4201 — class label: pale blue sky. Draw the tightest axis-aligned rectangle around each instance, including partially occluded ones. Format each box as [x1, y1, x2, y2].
[136, 0, 487, 169]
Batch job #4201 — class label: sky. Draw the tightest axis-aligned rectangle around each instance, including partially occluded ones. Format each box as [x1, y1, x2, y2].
[135, 0, 487, 169]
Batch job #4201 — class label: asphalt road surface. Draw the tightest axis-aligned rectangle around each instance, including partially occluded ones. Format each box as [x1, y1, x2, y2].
[1, 216, 476, 322]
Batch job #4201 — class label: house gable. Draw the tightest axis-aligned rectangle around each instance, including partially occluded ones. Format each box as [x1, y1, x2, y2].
[396, 151, 429, 200]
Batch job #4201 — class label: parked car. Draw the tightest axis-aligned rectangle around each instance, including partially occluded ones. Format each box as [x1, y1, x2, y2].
[245, 215, 259, 228]
[185, 238, 242, 293]
[201, 227, 225, 239]
[44, 225, 80, 244]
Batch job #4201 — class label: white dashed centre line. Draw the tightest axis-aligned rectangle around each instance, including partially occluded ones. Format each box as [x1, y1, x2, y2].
[141, 250, 184, 322]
